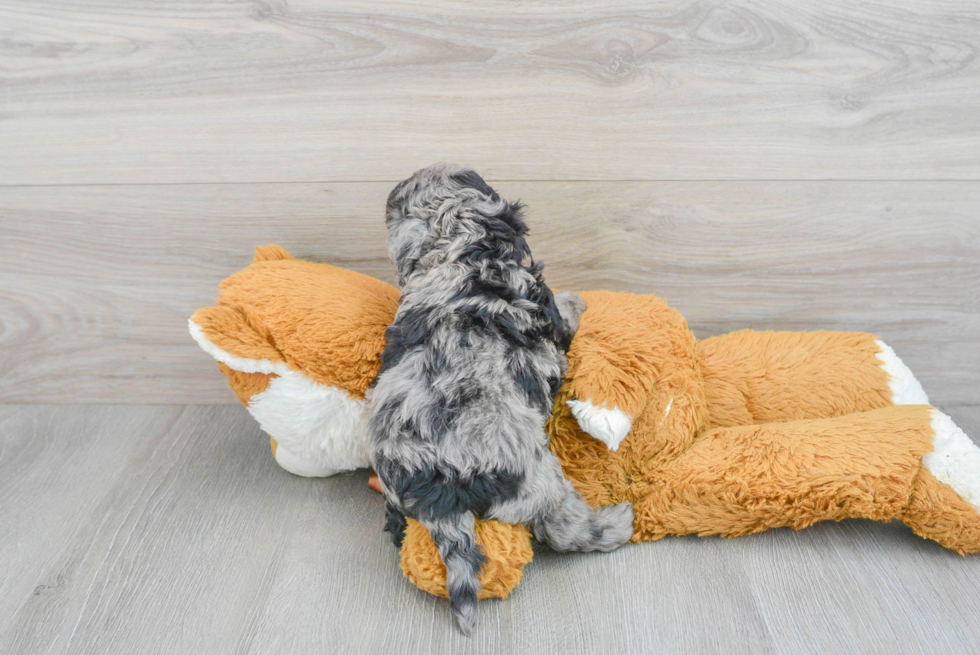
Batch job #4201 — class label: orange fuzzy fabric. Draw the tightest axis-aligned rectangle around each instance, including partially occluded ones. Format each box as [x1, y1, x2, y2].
[697, 329, 893, 429]
[551, 290, 708, 512]
[192, 244, 398, 400]
[194, 247, 980, 601]
[216, 363, 273, 406]
[904, 468, 980, 555]
[636, 405, 935, 540]
[400, 519, 533, 600]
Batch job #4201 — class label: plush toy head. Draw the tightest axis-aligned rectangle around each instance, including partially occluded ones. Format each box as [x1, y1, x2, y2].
[189, 244, 398, 476]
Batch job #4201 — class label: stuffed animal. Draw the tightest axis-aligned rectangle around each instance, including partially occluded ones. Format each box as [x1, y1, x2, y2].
[190, 245, 980, 600]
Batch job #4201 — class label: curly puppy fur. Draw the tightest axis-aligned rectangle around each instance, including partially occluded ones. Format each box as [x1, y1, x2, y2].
[368, 164, 634, 634]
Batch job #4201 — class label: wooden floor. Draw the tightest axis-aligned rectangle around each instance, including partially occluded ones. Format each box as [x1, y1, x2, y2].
[3, 0, 980, 652]
[1, 404, 980, 654]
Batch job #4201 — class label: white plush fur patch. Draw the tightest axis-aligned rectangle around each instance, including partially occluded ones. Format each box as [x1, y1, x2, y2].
[273, 440, 346, 478]
[875, 339, 929, 405]
[924, 410, 980, 511]
[567, 399, 632, 451]
[188, 318, 371, 476]
[250, 371, 371, 477]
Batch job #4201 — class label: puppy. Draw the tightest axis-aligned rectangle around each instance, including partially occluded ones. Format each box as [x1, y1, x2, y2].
[367, 164, 634, 634]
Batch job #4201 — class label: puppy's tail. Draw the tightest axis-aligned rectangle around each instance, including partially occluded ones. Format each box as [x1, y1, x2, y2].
[420, 511, 486, 635]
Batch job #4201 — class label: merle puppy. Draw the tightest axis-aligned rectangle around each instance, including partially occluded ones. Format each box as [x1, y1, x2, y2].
[367, 164, 634, 634]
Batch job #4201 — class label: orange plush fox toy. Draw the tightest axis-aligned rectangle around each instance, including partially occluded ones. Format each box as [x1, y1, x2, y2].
[191, 245, 980, 600]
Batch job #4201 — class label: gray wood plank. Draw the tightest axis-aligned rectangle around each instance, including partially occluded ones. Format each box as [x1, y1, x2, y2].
[3, 405, 980, 653]
[243, 470, 514, 655]
[510, 538, 776, 654]
[249, 405, 980, 654]
[0, 405, 181, 637]
[2, 181, 978, 403]
[0, 405, 312, 655]
[735, 404, 980, 655]
[1, 0, 979, 184]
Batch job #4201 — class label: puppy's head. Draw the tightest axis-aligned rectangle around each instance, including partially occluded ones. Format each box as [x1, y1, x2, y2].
[385, 163, 530, 286]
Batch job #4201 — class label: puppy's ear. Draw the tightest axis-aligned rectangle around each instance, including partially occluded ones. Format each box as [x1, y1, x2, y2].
[386, 216, 431, 287]
[553, 291, 587, 338]
[450, 169, 499, 201]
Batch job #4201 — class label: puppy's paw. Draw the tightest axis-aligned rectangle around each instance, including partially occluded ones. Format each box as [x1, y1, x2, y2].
[554, 291, 587, 333]
[593, 503, 635, 551]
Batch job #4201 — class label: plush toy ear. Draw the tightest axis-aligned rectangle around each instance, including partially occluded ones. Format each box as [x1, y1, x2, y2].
[188, 244, 295, 372]
[253, 244, 294, 263]
[188, 305, 288, 374]
[400, 519, 534, 600]
[564, 290, 696, 451]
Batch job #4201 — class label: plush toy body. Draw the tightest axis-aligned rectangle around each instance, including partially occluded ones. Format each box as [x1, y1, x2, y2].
[191, 246, 980, 599]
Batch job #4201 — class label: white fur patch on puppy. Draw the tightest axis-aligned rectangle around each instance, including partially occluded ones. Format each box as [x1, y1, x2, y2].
[567, 399, 632, 451]
[249, 371, 372, 476]
[924, 410, 980, 511]
[875, 339, 929, 405]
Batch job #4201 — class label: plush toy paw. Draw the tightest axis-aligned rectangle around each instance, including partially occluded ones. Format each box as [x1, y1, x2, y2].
[368, 474, 535, 598]
[400, 518, 534, 600]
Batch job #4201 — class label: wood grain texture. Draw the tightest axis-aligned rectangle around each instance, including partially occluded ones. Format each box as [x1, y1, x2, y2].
[3, 404, 980, 654]
[1, 0, 979, 183]
[2, 181, 978, 404]
[1, 405, 314, 655]
[0, 405, 181, 637]
[243, 469, 515, 655]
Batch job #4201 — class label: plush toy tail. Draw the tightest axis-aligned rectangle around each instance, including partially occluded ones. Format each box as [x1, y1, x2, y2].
[419, 511, 486, 635]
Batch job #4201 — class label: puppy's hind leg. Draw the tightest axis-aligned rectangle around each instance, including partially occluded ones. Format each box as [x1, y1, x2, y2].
[532, 478, 634, 552]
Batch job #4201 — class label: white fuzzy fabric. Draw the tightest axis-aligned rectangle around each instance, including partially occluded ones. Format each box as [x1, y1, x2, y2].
[189, 318, 371, 476]
[924, 410, 980, 511]
[273, 442, 344, 478]
[875, 339, 929, 405]
[567, 399, 632, 451]
[248, 371, 371, 475]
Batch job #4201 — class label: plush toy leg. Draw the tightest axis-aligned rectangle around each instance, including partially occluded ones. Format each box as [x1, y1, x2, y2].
[696, 330, 927, 429]
[636, 405, 980, 554]
[904, 411, 980, 553]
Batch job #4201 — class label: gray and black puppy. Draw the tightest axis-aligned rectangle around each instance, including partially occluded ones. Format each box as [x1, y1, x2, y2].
[367, 163, 634, 634]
